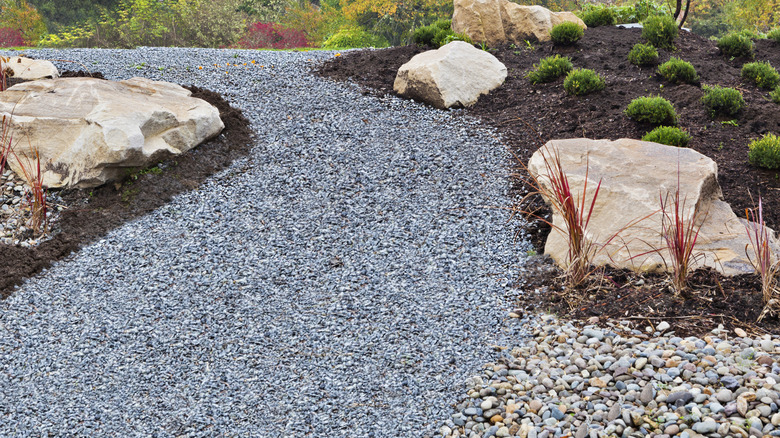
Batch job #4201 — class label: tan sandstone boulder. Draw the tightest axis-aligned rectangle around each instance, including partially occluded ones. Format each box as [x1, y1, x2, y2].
[394, 41, 507, 109]
[0, 77, 224, 188]
[4, 56, 59, 80]
[453, 0, 586, 46]
[528, 138, 779, 276]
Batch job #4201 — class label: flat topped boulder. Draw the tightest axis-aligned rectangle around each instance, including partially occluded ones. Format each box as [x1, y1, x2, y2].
[528, 138, 779, 276]
[0, 77, 224, 189]
[3, 56, 59, 80]
[394, 40, 507, 109]
[453, 0, 586, 46]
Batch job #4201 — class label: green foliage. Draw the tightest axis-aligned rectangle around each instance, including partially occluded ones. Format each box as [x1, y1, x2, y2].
[550, 21, 583, 45]
[771, 86, 780, 104]
[323, 25, 388, 48]
[581, 6, 616, 27]
[717, 32, 755, 58]
[411, 19, 466, 48]
[27, 0, 120, 32]
[742, 61, 780, 89]
[563, 68, 605, 95]
[39, 0, 249, 48]
[749, 133, 780, 169]
[641, 14, 678, 48]
[769, 28, 780, 43]
[657, 57, 699, 84]
[642, 126, 691, 147]
[527, 55, 573, 84]
[628, 43, 659, 66]
[0, 0, 47, 45]
[701, 85, 745, 116]
[625, 96, 678, 125]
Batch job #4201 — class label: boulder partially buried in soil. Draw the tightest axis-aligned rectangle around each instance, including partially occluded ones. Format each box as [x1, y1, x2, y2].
[393, 41, 507, 109]
[452, 0, 586, 46]
[0, 77, 224, 189]
[528, 138, 780, 276]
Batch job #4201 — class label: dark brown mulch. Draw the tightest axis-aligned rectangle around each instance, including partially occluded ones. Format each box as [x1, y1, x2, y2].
[0, 74, 253, 298]
[317, 26, 780, 337]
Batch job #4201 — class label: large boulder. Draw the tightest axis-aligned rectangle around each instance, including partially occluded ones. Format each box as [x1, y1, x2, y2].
[453, 0, 586, 46]
[3, 56, 59, 80]
[528, 138, 779, 276]
[394, 41, 507, 109]
[0, 77, 224, 188]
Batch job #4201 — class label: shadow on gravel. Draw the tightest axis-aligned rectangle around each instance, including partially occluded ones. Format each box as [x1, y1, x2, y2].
[0, 77, 254, 298]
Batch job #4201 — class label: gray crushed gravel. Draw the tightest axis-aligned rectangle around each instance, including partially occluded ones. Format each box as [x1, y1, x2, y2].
[0, 47, 529, 437]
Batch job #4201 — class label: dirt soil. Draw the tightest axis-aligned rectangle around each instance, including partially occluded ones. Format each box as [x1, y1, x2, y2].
[0, 74, 253, 298]
[318, 26, 780, 337]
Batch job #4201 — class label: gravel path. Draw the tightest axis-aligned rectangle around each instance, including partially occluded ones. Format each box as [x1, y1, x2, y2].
[0, 48, 527, 436]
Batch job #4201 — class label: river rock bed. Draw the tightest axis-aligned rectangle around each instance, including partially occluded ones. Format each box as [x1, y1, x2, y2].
[439, 314, 780, 438]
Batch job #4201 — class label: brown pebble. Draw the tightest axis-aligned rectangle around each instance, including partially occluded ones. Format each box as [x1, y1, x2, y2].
[758, 356, 774, 366]
[490, 414, 504, 424]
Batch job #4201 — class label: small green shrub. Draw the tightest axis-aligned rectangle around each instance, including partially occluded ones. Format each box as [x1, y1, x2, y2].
[550, 22, 584, 46]
[442, 33, 473, 46]
[564, 68, 605, 95]
[742, 61, 780, 90]
[582, 6, 616, 27]
[657, 57, 699, 84]
[749, 133, 780, 169]
[717, 32, 754, 58]
[625, 95, 678, 125]
[701, 85, 745, 117]
[628, 43, 659, 66]
[412, 20, 458, 48]
[642, 126, 690, 147]
[527, 55, 573, 84]
[641, 15, 678, 48]
[323, 26, 389, 49]
[771, 86, 780, 104]
[769, 28, 780, 43]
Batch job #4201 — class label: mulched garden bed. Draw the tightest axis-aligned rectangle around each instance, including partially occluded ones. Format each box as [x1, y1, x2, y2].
[317, 25, 780, 337]
[0, 73, 253, 297]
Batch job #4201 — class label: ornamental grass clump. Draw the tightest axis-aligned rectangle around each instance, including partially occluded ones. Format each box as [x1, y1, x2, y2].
[581, 6, 616, 27]
[641, 15, 678, 49]
[527, 55, 573, 84]
[550, 22, 584, 46]
[625, 96, 678, 125]
[744, 198, 780, 306]
[0, 55, 8, 92]
[717, 32, 755, 58]
[701, 85, 745, 117]
[563, 68, 605, 96]
[657, 57, 699, 84]
[742, 61, 780, 90]
[628, 43, 658, 66]
[642, 126, 690, 147]
[659, 186, 705, 297]
[748, 133, 780, 169]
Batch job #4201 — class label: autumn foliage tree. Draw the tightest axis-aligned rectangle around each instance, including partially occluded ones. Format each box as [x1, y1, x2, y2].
[0, 0, 47, 45]
[339, 0, 453, 45]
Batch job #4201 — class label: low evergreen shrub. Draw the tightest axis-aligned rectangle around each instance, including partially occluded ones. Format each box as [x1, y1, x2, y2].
[628, 43, 659, 66]
[412, 20, 463, 48]
[641, 15, 678, 48]
[742, 61, 780, 90]
[625, 96, 678, 125]
[642, 126, 690, 147]
[582, 6, 616, 27]
[769, 28, 780, 43]
[324, 26, 389, 49]
[657, 57, 699, 84]
[771, 86, 780, 104]
[563, 68, 605, 95]
[550, 22, 584, 46]
[749, 133, 780, 169]
[527, 55, 573, 84]
[717, 32, 754, 58]
[701, 85, 745, 117]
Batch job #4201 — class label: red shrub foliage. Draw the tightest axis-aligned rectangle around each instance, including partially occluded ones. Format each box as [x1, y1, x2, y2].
[235, 22, 311, 50]
[0, 28, 24, 48]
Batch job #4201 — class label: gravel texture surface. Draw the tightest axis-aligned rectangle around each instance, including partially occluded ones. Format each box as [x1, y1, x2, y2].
[0, 47, 526, 436]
